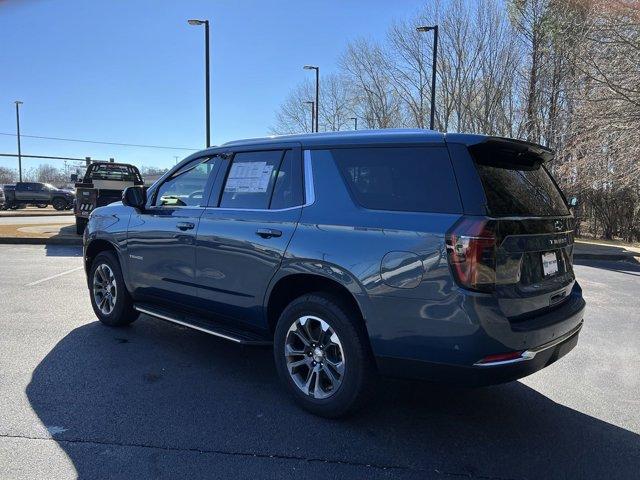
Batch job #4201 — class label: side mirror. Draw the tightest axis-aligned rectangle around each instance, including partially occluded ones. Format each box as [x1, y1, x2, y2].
[122, 186, 146, 210]
[70, 174, 78, 182]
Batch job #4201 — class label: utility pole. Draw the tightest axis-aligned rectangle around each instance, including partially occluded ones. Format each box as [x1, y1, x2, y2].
[304, 101, 315, 133]
[303, 65, 320, 132]
[416, 25, 439, 130]
[188, 19, 211, 147]
[15, 101, 23, 182]
[350, 117, 358, 130]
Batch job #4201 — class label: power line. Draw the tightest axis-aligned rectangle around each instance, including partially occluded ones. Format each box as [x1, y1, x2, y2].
[0, 132, 199, 151]
[0, 153, 103, 162]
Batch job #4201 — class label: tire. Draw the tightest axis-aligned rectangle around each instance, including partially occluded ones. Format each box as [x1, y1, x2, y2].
[75, 217, 87, 235]
[273, 292, 375, 418]
[52, 198, 67, 211]
[89, 251, 139, 327]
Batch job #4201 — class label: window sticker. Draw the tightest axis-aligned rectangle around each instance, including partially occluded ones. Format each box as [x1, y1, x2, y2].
[225, 161, 274, 193]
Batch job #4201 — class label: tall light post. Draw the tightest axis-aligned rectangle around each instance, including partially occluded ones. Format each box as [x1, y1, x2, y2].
[350, 117, 358, 131]
[416, 25, 438, 130]
[188, 19, 211, 147]
[14, 101, 23, 182]
[303, 65, 319, 132]
[304, 101, 315, 133]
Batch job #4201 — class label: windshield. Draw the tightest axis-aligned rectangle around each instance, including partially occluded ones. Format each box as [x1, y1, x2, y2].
[88, 164, 139, 182]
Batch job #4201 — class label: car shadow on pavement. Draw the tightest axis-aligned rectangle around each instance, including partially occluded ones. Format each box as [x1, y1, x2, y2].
[44, 244, 83, 257]
[574, 257, 640, 276]
[26, 318, 640, 479]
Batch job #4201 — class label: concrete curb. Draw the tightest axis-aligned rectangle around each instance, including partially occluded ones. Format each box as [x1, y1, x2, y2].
[0, 237, 82, 246]
[0, 212, 74, 218]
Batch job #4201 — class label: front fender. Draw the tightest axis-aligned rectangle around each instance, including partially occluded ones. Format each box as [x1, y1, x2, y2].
[84, 207, 131, 289]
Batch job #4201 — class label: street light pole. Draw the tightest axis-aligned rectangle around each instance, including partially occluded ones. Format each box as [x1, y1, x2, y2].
[304, 101, 315, 133]
[304, 65, 319, 132]
[416, 25, 438, 130]
[188, 19, 211, 147]
[15, 101, 23, 182]
[350, 117, 358, 130]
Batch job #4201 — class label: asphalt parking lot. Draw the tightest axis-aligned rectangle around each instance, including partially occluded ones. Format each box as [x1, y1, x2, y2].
[0, 245, 638, 479]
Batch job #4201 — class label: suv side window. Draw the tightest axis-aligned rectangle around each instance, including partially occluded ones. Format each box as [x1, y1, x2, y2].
[219, 150, 284, 209]
[270, 149, 303, 209]
[331, 146, 462, 214]
[154, 157, 216, 207]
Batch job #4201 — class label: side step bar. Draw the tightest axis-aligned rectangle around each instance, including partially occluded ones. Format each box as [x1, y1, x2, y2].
[134, 304, 272, 346]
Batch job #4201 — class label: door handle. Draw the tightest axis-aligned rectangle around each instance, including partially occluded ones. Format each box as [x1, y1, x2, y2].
[256, 228, 282, 238]
[176, 222, 195, 231]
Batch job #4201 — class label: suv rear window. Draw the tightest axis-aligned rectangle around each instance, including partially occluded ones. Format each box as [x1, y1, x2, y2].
[89, 164, 140, 182]
[331, 147, 462, 213]
[470, 144, 569, 217]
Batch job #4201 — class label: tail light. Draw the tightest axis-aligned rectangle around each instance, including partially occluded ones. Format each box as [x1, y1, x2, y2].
[446, 217, 496, 293]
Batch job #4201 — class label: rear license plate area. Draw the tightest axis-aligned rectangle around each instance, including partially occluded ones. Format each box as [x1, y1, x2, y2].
[542, 251, 559, 276]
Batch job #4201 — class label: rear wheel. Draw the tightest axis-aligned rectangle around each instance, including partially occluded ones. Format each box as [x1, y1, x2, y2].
[273, 292, 374, 418]
[52, 198, 67, 211]
[89, 251, 138, 327]
[75, 217, 87, 235]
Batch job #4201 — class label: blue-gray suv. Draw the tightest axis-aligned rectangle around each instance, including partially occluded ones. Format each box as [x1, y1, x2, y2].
[84, 129, 585, 417]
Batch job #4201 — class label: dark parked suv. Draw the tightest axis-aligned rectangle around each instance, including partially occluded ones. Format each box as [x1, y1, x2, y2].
[84, 129, 585, 417]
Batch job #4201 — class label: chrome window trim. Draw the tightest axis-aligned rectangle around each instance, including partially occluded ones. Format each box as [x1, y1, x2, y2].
[144, 205, 207, 211]
[205, 205, 303, 213]
[303, 149, 315, 207]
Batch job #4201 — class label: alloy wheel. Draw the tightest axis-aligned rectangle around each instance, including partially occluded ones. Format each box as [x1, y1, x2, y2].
[284, 315, 345, 399]
[93, 263, 117, 316]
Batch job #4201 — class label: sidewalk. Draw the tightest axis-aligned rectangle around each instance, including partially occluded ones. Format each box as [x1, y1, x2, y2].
[0, 221, 81, 245]
[0, 206, 74, 218]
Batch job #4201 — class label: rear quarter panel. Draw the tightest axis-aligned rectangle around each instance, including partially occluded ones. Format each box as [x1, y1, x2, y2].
[281, 149, 469, 364]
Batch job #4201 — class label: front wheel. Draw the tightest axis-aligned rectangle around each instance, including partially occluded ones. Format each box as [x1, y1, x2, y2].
[52, 198, 67, 211]
[89, 251, 138, 327]
[273, 292, 375, 418]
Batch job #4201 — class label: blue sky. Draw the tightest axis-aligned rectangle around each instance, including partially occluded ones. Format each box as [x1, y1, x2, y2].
[0, 0, 426, 171]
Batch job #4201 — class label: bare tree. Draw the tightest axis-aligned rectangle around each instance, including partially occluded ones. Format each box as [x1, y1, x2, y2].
[271, 74, 359, 134]
[27, 164, 68, 185]
[269, 0, 639, 240]
[558, 0, 640, 240]
[319, 74, 357, 132]
[271, 80, 316, 135]
[0, 167, 17, 184]
[340, 39, 402, 128]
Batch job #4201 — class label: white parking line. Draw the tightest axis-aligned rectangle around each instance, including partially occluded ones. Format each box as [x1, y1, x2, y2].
[25, 266, 84, 286]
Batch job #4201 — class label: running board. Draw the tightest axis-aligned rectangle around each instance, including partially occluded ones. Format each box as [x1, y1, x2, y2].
[134, 304, 272, 346]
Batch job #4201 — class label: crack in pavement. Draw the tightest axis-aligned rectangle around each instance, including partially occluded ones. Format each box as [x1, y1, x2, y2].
[0, 432, 522, 480]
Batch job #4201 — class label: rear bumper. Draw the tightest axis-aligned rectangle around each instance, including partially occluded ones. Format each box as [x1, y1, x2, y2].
[376, 319, 582, 386]
[369, 279, 586, 385]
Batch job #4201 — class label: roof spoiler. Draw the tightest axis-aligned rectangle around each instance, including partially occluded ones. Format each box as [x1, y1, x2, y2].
[468, 137, 554, 169]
